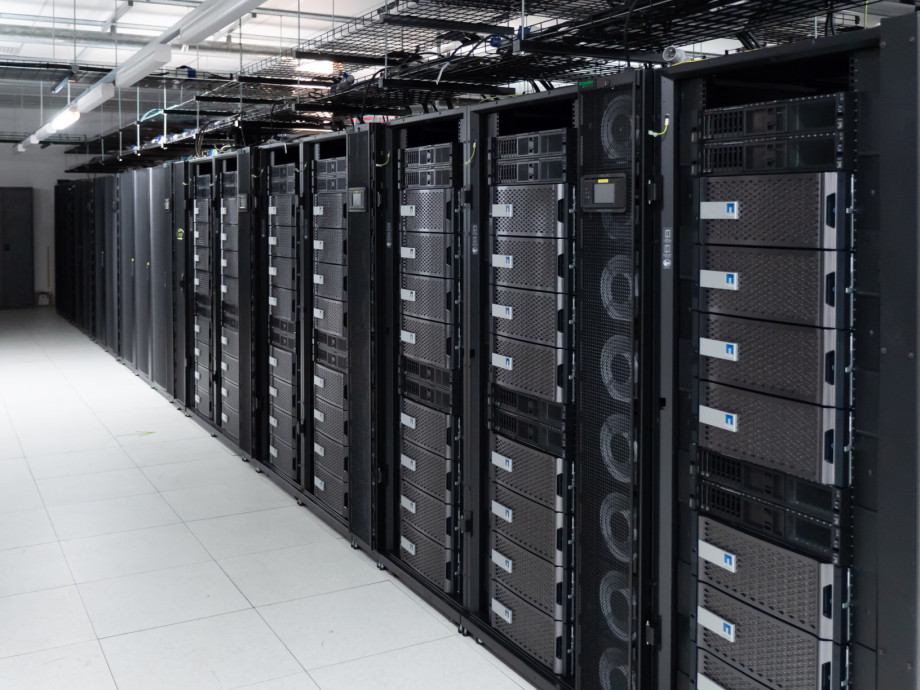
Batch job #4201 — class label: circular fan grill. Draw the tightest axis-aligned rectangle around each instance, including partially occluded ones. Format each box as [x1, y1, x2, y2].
[600, 95, 634, 163]
[599, 646, 632, 690]
[600, 257, 633, 322]
[600, 491, 633, 563]
[601, 414, 633, 484]
[599, 569, 634, 642]
[600, 336, 633, 402]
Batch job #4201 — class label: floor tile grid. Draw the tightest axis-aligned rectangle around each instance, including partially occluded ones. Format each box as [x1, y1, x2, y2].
[0, 310, 534, 689]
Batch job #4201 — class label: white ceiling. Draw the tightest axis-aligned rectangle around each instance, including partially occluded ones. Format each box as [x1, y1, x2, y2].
[0, 0, 384, 74]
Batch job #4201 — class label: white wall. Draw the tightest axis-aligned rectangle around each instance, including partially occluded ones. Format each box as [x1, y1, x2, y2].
[0, 145, 92, 299]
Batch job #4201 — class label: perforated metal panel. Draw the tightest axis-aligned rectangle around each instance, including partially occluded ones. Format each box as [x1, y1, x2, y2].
[270, 165, 296, 195]
[400, 231, 454, 278]
[314, 363, 346, 407]
[268, 438, 298, 483]
[269, 346, 295, 382]
[313, 296, 346, 338]
[269, 257, 297, 291]
[314, 431, 347, 478]
[221, 224, 239, 251]
[400, 315, 453, 370]
[400, 478, 453, 548]
[314, 192, 346, 229]
[700, 246, 844, 328]
[491, 184, 566, 237]
[697, 650, 771, 690]
[401, 188, 452, 233]
[268, 195, 296, 227]
[699, 381, 845, 485]
[490, 531, 566, 620]
[268, 376, 295, 410]
[221, 355, 239, 385]
[400, 439, 452, 503]
[698, 516, 839, 640]
[222, 251, 240, 279]
[490, 581, 569, 674]
[697, 583, 840, 690]
[313, 464, 347, 519]
[491, 286, 571, 349]
[701, 173, 843, 249]
[400, 520, 453, 593]
[314, 227, 346, 265]
[400, 398, 452, 458]
[491, 236, 571, 293]
[491, 336, 567, 403]
[269, 286, 296, 323]
[490, 482, 567, 565]
[701, 313, 845, 407]
[489, 434, 568, 512]
[400, 273, 454, 323]
[313, 262, 346, 300]
[314, 396, 347, 441]
[268, 224, 297, 259]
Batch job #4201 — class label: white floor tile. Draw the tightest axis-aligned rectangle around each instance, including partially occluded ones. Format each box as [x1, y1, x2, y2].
[0, 458, 32, 483]
[37, 467, 156, 507]
[0, 479, 43, 514]
[259, 581, 452, 670]
[188, 506, 337, 560]
[161, 478, 294, 522]
[101, 609, 303, 690]
[220, 540, 389, 607]
[17, 430, 119, 458]
[0, 543, 73, 597]
[48, 493, 181, 541]
[0, 508, 57, 550]
[124, 436, 237, 468]
[232, 674, 320, 690]
[141, 456, 255, 491]
[309, 636, 526, 690]
[61, 523, 212, 583]
[27, 446, 136, 480]
[78, 561, 251, 637]
[0, 586, 95, 659]
[0, 641, 116, 690]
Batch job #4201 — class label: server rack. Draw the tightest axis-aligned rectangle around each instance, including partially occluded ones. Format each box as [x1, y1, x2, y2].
[384, 112, 465, 598]
[133, 170, 153, 379]
[102, 175, 119, 354]
[92, 179, 107, 343]
[150, 165, 173, 393]
[213, 151, 254, 454]
[658, 24, 899, 690]
[171, 161, 188, 405]
[309, 135, 351, 524]
[259, 142, 305, 487]
[118, 170, 136, 366]
[189, 160, 216, 423]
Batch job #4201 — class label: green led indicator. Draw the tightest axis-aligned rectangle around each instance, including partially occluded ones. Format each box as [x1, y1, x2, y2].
[579, 80, 595, 88]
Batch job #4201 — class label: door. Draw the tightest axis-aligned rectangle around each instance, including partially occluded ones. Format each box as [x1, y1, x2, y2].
[0, 188, 34, 309]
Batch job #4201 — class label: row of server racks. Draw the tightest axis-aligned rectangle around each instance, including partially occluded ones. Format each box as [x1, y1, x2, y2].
[55, 13, 920, 689]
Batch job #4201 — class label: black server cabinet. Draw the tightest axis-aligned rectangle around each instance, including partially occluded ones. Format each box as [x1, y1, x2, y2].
[92, 179, 107, 341]
[118, 171, 136, 366]
[657, 22, 916, 690]
[384, 112, 465, 598]
[171, 162, 188, 405]
[189, 161, 215, 422]
[102, 176, 119, 353]
[309, 135, 351, 524]
[53, 184, 71, 321]
[133, 170, 153, 379]
[150, 165, 173, 392]
[260, 143, 304, 486]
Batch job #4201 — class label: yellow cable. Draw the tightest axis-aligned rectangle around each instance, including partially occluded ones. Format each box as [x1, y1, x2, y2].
[648, 116, 670, 138]
[464, 141, 477, 165]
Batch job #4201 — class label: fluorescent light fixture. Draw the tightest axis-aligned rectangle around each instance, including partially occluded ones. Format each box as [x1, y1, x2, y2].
[29, 134, 39, 145]
[296, 59, 334, 74]
[75, 82, 116, 113]
[115, 44, 172, 88]
[50, 108, 80, 132]
[177, 0, 266, 45]
[16, 143, 25, 152]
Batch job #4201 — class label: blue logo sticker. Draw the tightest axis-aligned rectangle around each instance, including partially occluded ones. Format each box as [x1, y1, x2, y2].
[725, 414, 735, 427]
[505, 307, 511, 316]
[724, 553, 734, 567]
[726, 203, 735, 214]
[505, 357, 512, 368]
[723, 622, 733, 635]
[725, 344, 735, 356]
[725, 273, 736, 285]
[505, 256, 512, 265]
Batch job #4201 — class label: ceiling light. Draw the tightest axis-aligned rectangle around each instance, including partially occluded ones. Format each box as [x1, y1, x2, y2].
[50, 108, 80, 132]
[177, 0, 267, 45]
[297, 59, 334, 75]
[115, 44, 172, 88]
[75, 83, 116, 113]
[29, 134, 39, 145]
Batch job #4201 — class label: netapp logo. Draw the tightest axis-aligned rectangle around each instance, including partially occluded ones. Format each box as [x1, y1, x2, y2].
[725, 273, 736, 286]
[725, 203, 735, 214]
[723, 553, 734, 567]
[724, 414, 735, 427]
[725, 344, 735, 356]
[722, 622, 734, 636]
